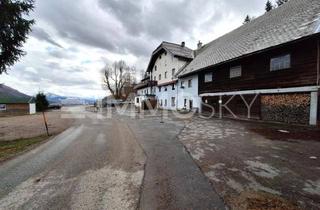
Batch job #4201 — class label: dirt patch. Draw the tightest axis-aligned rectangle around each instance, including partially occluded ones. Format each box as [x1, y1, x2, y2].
[250, 127, 320, 141]
[0, 109, 74, 141]
[227, 191, 300, 210]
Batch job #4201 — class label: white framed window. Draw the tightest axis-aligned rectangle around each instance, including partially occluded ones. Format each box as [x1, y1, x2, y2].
[204, 73, 213, 83]
[0, 104, 6, 111]
[270, 54, 291, 71]
[188, 79, 192, 88]
[181, 81, 185, 88]
[171, 97, 176, 107]
[164, 99, 167, 107]
[230, 66, 242, 78]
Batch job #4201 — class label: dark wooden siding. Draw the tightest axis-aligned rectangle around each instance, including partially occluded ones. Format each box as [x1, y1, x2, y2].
[198, 37, 319, 94]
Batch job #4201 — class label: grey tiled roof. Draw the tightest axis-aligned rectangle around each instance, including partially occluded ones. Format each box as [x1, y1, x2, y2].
[179, 0, 320, 76]
[160, 42, 194, 59]
[146, 41, 193, 72]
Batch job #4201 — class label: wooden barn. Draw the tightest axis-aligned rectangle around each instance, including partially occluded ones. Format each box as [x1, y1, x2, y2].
[0, 84, 36, 116]
[178, 0, 320, 125]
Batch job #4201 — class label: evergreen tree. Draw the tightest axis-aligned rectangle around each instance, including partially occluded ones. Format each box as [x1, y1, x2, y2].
[0, 0, 35, 75]
[265, 0, 273, 12]
[276, 0, 289, 6]
[243, 15, 251, 24]
[35, 92, 49, 112]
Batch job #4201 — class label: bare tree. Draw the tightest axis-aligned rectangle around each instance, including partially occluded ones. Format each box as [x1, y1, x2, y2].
[103, 60, 136, 100]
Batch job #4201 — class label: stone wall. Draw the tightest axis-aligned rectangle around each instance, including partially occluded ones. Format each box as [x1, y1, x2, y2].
[261, 93, 310, 125]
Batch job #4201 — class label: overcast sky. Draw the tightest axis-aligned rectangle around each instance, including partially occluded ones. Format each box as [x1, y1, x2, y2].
[1, 0, 268, 99]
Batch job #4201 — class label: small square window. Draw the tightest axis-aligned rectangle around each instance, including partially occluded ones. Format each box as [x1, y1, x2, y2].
[230, 66, 242, 78]
[204, 73, 213, 83]
[270, 54, 291, 71]
[0, 104, 6, 111]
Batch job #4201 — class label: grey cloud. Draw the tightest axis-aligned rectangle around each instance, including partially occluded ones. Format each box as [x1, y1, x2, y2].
[31, 27, 63, 48]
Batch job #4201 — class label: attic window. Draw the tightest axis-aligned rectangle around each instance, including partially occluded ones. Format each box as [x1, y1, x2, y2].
[270, 54, 291, 71]
[159, 55, 162, 59]
[0, 104, 6, 111]
[155, 65, 157, 71]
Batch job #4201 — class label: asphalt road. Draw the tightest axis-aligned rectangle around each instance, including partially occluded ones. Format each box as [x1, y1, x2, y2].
[0, 107, 225, 209]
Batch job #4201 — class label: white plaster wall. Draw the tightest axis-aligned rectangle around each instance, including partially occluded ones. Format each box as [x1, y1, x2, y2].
[150, 52, 186, 85]
[177, 75, 201, 110]
[29, 103, 36, 114]
[156, 83, 178, 110]
[135, 87, 152, 107]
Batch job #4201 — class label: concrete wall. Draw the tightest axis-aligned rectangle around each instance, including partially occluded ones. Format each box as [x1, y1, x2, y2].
[177, 74, 201, 111]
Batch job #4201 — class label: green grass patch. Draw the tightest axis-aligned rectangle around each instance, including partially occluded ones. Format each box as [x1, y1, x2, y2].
[0, 136, 49, 162]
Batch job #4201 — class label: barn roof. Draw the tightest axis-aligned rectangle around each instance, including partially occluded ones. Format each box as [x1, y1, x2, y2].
[0, 84, 35, 104]
[179, 0, 320, 76]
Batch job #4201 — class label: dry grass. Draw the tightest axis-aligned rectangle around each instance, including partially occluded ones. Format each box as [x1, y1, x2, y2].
[0, 135, 49, 162]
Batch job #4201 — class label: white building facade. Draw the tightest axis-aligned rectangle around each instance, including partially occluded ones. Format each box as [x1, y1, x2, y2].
[135, 41, 202, 111]
[176, 74, 201, 111]
[147, 42, 199, 110]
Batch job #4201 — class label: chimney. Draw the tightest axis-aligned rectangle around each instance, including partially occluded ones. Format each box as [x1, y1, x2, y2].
[181, 41, 185, 47]
[197, 41, 203, 49]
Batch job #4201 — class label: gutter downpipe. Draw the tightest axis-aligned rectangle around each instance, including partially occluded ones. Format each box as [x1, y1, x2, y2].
[317, 39, 320, 86]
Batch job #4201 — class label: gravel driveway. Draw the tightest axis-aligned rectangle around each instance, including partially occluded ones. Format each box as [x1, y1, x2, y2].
[178, 117, 320, 210]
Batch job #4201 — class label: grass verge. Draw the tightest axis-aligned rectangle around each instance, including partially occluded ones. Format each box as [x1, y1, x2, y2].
[0, 135, 49, 162]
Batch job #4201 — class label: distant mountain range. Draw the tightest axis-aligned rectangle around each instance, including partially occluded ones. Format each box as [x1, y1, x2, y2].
[46, 93, 96, 105]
